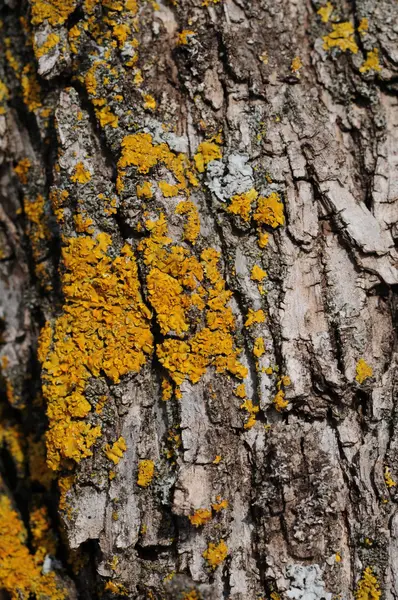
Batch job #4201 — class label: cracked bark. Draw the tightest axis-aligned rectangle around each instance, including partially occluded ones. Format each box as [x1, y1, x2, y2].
[0, 0, 397, 599]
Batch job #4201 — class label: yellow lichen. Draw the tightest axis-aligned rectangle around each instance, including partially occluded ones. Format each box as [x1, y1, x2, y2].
[203, 539, 228, 569]
[359, 49, 382, 73]
[0, 494, 65, 599]
[161, 378, 173, 401]
[136, 181, 153, 198]
[251, 265, 267, 282]
[21, 65, 42, 112]
[39, 234, 153, 470]
[137, 459, 155, 487]
[355, 358, 373, 384]
[240, 398, 259, 429]
[14, 158, 31, 184]
[245, 309, 266, 327]
[213, 455, 222, 464]
[189, 508, 212, 527]
[274, 389, 289, 412]
[143, 94, 156, 110]
[234, 383, 246, 398]
[258, 231, 269, 248]
[253, 192, 285, 228]
[96, 105, 119, 128]
[105, 436, 127, 465]
[317, 2, 334, 23]
[322, 22, 359, 54]
[227, 188, 258, 222]
[31, 0, 77, 25]
[139, 216, 247, 385]
[253, 337, 265, 358]
[358, 18, 369, 35]
[71, 162, 91, 184]
[384, 466, 396, 488]
[118, 133, 198, 194]
[33, 32, 59, 59]
[176, 200, 200, 244]
[211, 497, 228, 512]
[159, 181, 179, 197]
[291, 56, 303, 73]
[177, 30, 196, 45]
[355, 567, 381, 600]
[104, 581, 128, 596]
[194, 141, 222, 173]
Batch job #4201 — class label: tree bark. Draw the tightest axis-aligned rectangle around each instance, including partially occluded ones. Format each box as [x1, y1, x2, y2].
[0, 0, 397, 599]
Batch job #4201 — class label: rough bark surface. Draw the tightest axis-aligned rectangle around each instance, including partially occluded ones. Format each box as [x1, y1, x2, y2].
[0, 0, 397, 599]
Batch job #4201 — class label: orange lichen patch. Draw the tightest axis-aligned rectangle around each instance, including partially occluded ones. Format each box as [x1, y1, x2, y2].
[358, 18, 369, 35]
[176, 200, 200, 244]
[71, 162, 91, 185]
[74, 212, 94, 234]
[118, 133, 198, 194]
[58, 475, 74, 511]
[189, 508, 212, 527]
[355, 567, 381, 600]
[211, 497, 228, 512]
[24, 194, 51, 257]
[253, 192, 285, 228]
[257, 231, 269, 248]
[31, 0, 77, 25]
[251, 265, 267, 282]
[112, 23, 131, 46]
[245, 309, 266, 327]
[182, 590, 201, 600]
[360, 49, 382, 73]
[253, 337, 265, 358]
[21, 65, 42, 112]
[143, 94, 156, 110]
[29, 505, 57, 560]
[105, 581, 128, 596]
[39, 234, 153, 470]
[85, 62, 101, 96]
[0, 419, 24, 474]
[28, 435, 54, 489]
[322, 22, 359, 53]
[147, 268, 189, 334]
[96, 105, 119, 128]
[203, 539, 228, 569]
[177, 30, 196, 45]
[213, 455, 222, 464]
[161, 378, 173, 401]
[317, 2, 333, 23]
[104, 436, 127, 465]
[227, 189, 258, 222]
[273, 390, 288, 411]
[291, 56, 303, 72]
[202, 0, 221, 5]
[240, 398, 259, 429]
[159, 181, 179, 197]
[49, 187, 69, 223]
[139, 215, 247, 385]
[234, 383, 246, 398]
[137, 459, 155, 487]
[0, 494, 65, 599]
[355, 358, 373, 384]
[14, 158, 31, 184]
[33, 32, 59, 59]
[137, 181, 153, 198]
[194, 141, 222, 173]
[384, 466, 396, 488]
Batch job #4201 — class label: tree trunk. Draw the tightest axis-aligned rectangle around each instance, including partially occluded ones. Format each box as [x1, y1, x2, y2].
[0, 0, 397, 599]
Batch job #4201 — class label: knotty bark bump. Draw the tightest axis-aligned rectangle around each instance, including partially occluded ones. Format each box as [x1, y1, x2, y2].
[0, 0, 397, 599]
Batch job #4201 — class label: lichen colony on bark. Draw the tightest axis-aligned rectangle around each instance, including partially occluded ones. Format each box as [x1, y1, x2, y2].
[0, 0, 397, 599]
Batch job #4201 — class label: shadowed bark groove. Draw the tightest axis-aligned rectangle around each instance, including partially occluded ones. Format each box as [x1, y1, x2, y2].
[0, 0, 397, 599]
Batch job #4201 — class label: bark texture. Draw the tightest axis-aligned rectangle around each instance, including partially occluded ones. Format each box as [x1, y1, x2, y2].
[0, 0, 397, 599]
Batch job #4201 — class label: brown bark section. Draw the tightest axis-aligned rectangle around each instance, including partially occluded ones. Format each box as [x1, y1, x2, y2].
[0, 0, 397, 599]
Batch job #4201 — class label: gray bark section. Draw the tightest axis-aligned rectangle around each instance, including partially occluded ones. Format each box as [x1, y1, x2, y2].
[0, 0, 397, 598]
